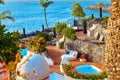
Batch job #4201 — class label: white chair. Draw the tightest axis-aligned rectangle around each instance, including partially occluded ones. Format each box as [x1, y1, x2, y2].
[86, 32, 99, 40]
[61, 50, 78, 60]
[90, 35, 104, 43]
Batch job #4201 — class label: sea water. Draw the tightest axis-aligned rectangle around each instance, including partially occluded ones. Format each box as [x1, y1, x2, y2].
[0, 0, 110, 33]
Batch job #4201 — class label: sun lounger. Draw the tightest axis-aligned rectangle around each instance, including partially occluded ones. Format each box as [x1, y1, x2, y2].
[90, 35, 104, 44]
[61, 50, 78, 60]
[85, 32, 99, 40]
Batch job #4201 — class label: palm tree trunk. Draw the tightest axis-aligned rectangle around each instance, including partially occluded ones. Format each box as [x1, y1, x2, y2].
[0, 20, 1, 26]
[105, 0, 120, 79]
[44, 9, 48, 29]
[99, 7, 102, 20]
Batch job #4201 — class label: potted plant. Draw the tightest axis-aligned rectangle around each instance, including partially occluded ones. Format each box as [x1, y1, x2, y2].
[28, 36, 47, 54]
[80, 52, 87, 62]
[37, 37, 47, 55]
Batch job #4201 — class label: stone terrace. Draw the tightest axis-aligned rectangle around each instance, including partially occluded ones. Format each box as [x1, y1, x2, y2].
[47, 45, 105, 74]
[48, 30, 105, 74]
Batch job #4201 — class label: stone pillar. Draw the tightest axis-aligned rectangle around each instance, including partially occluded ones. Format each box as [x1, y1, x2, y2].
[105, 0, 120, 80]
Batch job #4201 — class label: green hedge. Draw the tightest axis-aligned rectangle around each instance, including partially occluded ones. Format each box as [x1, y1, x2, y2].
[37, 32, 52, 41]
[62, 64, 108, 80]
[62, 27, 77, 41]
[55, 22, 67, 34]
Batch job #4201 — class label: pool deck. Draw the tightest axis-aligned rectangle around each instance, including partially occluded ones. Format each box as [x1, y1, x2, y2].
[48, 30, 105, 74]
[47, 45, 105, 74]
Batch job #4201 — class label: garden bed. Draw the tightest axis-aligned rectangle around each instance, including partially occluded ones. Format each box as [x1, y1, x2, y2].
[62, 64, 108, 80]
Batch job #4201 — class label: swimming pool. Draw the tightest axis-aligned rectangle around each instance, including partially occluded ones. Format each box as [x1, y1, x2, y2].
[20, 48, 27, 56]
[76, 64, 101, 74]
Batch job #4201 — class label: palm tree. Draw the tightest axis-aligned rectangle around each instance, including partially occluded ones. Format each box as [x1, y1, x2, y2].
[40, 0, 53, 28]
[97, 2, 103, 19]
[72, 2, 85, 26]
[0, 10, 15, 25]
[105, 0, 120, 80]
[0, 0, 4, 4]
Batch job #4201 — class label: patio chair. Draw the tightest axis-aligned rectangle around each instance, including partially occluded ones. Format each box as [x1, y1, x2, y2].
[61, 50, 78, 60]
[90, 35, 104, 44]
[85, 32, 99, 40]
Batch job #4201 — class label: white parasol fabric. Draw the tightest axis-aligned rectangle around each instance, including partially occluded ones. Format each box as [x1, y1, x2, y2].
[16, 54, 50, 80]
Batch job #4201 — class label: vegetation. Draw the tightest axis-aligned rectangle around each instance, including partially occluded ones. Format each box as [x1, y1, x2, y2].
[29, 36, 47, 53]
[80, 16, 93, 23]
[62, 64, 108, 80]
[40, 0, 53, 28]
[0, 25, 20, 64]
[0, 10, 15, 25]
[101, 16, 109, 24]
[62, 27, 77, 41]
[55, 22, 67, 35]
[72, 2, 85, 19]
[97, 2, 103, 19]
[0, 0, 4, 4]
[30, 32, 52, 53]
[97, 2, 103, 8]
[37, 32, 52, 41]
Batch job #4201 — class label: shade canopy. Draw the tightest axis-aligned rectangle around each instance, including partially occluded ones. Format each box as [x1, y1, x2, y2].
[16, 54, 50, 80]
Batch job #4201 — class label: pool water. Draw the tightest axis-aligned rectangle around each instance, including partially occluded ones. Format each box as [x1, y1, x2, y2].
[76, 64, 101, 74]
[20, 48, 27, 56]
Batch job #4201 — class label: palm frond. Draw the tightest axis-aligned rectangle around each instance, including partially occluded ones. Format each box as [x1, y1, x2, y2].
[2, 10, 12, 15]
[0, 0, 4, 4]
[40, 0, 53, 8]
[97, 2, 103, 7]
[3, 16, 15, 22]
[47, 1, 53, 6]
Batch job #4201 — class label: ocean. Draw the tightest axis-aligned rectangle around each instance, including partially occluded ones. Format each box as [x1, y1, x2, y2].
[0, 0, 110, 33]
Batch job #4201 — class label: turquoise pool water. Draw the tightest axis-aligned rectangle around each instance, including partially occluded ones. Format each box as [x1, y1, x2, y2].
[76, 64, 101, 74]
[20, 48, 27, 56]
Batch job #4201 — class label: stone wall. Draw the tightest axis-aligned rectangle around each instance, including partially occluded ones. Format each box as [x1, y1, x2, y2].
[65, 38, 105, 64]
[87, 24, 107, 41]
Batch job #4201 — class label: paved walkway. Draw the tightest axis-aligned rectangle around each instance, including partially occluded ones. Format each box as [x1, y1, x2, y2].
[47, 45, 65, 74]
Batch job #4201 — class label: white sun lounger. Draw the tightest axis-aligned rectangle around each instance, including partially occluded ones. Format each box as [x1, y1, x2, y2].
[90, 35, 104, 43]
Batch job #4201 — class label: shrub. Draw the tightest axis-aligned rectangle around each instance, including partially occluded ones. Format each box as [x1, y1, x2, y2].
[37, 32, 52, 41]
[55, 22, 67, 34]
[28, 37, 47, 53]
[62, 27, 77, 41]
[0, 25, 20, 64]
[80, 16, 93, 24]
[101, 16, 109, 24]
[62, 64, 108, 80]
[71, 34, 77, 41]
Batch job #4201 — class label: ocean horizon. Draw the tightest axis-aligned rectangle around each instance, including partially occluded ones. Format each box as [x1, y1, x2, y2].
[0, 0, 110, 33]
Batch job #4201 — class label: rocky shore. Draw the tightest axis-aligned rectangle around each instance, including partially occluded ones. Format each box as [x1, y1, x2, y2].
[86, 5, 110, 12]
